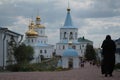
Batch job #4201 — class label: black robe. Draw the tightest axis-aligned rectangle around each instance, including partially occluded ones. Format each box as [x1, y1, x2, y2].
[101, 39, 116, 74]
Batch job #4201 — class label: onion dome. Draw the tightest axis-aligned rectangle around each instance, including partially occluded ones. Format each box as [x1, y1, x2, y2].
[36, 24, 45, 28]
[26, 29, 38, 37]
[62, 39, 78, 57]
[35, 16, 45, 28]
[30, 21, 35, 28]
[36, 16, 41, 21]
[26, 21, 38, 37]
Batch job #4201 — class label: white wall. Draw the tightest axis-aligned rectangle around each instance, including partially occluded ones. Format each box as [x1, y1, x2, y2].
[0, 32, 3, 67]
[115, 54, 120, 64]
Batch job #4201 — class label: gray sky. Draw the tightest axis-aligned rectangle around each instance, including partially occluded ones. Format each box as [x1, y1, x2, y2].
[0, 0, 120, 48]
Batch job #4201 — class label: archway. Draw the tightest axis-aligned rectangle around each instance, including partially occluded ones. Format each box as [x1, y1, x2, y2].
[68, 57, 73, 68]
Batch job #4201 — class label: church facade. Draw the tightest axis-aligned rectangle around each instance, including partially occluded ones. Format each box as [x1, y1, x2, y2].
[56, 8, 93, 58]
[24, 16, 54, 63]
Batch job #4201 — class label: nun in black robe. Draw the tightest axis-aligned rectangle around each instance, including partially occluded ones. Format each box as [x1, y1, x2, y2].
[101, 35, 116, 77]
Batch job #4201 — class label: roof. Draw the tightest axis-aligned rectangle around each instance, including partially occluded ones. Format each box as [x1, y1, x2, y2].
[57, 40, 79, 44]
[78, 37, 93, 43]
[35, 43, 54, 47]
[0, 27, 23, 37]
[62, 48, 78, 57]
[62, 9, 76, 28]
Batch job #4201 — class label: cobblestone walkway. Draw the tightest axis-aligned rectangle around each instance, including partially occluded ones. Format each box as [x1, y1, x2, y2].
[0, 63, 120, 80]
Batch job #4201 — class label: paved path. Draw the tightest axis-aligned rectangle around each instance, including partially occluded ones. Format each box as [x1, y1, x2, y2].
[0, 63, 120, 80]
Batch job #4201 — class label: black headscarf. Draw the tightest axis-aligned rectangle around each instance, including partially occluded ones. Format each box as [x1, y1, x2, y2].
[105, 35, 111, 40]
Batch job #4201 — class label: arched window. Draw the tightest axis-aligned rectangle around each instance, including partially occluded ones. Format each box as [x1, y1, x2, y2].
[82, 44, 84, 47]
[72, 45, 76, 49]
[69, 32, 73, 39]
[63, 45, 65, 49]
[40, 50, 42, 53]
[75, 32, 77, 39]
[44, 50, 47, 53]
[41, 30, 42, 34]
[60, 32, 62, 39]
[64, 32, 67, 39]
[32, 39, 33, 43]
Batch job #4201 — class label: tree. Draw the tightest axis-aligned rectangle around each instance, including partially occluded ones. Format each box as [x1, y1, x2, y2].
[85, 44, 96, 61]
[7, 36, 17, 65]
[14, 43, 34, 64]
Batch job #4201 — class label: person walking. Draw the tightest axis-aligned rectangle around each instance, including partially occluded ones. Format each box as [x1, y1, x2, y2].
[101, 35, 116, 77]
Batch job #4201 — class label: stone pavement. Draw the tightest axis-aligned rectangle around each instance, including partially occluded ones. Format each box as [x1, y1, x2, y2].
[0, 63, 120, 80]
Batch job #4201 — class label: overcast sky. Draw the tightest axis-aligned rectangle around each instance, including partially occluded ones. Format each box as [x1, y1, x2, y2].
[0, 0, 120, 48]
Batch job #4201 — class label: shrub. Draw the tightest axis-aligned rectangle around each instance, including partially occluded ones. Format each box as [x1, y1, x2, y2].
[6, 64, 20, 71]
[56, 67, 63, 71]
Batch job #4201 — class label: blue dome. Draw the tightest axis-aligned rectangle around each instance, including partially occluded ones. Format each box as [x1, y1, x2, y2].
[63, 48, 78, 57]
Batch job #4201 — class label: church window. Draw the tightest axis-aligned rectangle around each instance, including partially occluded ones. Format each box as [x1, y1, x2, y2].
[69, 32, 73, 39]
[60, 32, 62, 39]
[44, 50, 47, 53]
[63, 45, 65, 49]
[75, 32, 77, 39]
[41, 30, 42, 34]
[64, 32, 67, 39]
[72, 45, 76, 49]
[32, 39, 33, 43]
[81, 50, 83, 53]
[82, 44, 84, 47]
[40, 50, 42, 53]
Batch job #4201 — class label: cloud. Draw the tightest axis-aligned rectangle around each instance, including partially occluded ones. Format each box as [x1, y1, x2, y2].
[0, 0, 120, 48]
[78, 16, 120, 47]
[5, 16, 29, 35]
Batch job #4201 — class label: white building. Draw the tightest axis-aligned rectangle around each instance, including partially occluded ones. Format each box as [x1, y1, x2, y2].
[24, 16, 54, 63]
[115, 38, 120, 64]
[0, 27, 23, 69]
[56, 8, 93, 57]
[62, 41, 80, 68]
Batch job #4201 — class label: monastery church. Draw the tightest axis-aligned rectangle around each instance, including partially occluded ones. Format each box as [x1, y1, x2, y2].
[24, 6, 92, 67]
[0, 6, 93, 69]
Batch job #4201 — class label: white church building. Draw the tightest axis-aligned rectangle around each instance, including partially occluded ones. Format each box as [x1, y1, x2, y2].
[56, 7, 93, 58]
[62, 40, 80, 68]
[24, 16, 54, 63]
